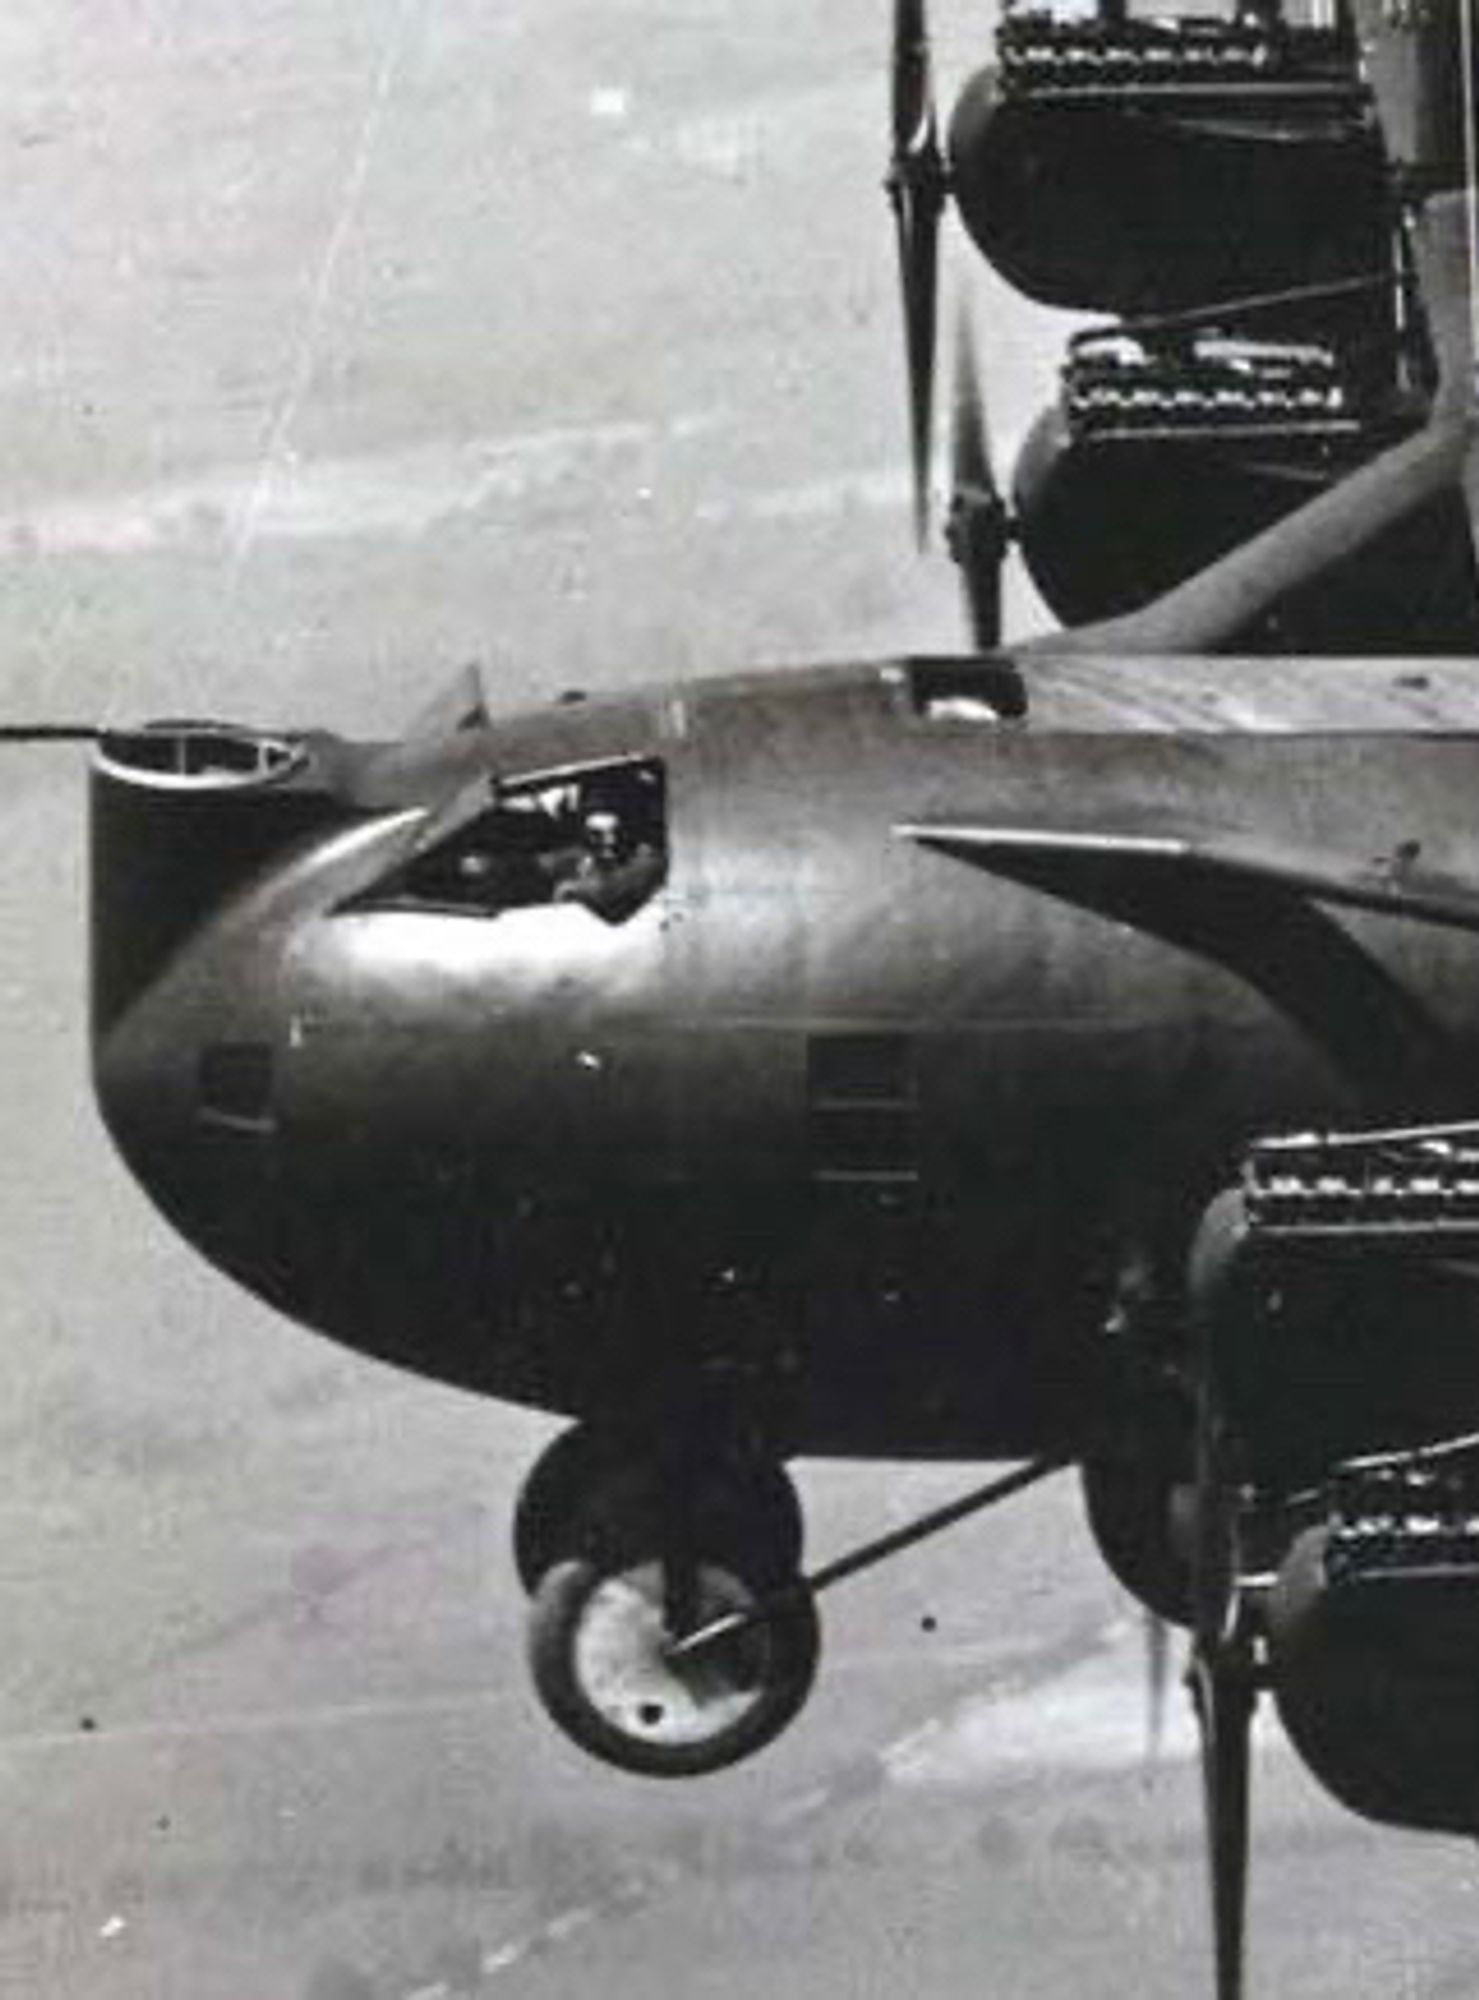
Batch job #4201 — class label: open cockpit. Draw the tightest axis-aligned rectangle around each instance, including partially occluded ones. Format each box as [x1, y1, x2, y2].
[350, 755, 668, 926]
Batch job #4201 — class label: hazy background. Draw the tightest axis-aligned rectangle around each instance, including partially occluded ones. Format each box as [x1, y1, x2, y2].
[0, 3, 1476, 1995]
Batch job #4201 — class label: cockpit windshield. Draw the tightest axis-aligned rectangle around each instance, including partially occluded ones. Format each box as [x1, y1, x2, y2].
[359, 756, 667, 926]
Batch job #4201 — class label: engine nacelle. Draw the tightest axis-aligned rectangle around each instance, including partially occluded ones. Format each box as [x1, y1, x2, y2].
[1010, 362, 1479, 650]
[947, 40, 1386, 317]
[1268, 1518, 1479, 1834]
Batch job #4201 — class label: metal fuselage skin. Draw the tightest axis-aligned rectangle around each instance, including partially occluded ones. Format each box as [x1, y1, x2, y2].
[91, 658, 1479, 1461]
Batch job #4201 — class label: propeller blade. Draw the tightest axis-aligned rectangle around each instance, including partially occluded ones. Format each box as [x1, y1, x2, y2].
[951, 300, 995, 500]
[890, 0, 932, 158]
[1145, 1609, 1170, 1763]
[888, 0, 947, 548]
[898, 198, 940, 550]
[946, 304, 1011, 650]
[1190, 1645, 1255, 2000]
[1184, 1202, 1258, 2000]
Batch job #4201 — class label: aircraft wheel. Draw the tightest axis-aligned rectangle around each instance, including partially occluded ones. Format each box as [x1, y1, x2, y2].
[514, 1426, 631, 1592]
[1081, 1452, 1194, 1627]
[514, 1426, 802, 1593]
[528, 1551, 820, 1777]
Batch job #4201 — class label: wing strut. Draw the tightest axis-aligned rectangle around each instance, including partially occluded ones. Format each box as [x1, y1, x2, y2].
[1013, 171, 1479, 660]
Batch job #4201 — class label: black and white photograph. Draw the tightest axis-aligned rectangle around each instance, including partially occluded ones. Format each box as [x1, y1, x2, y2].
[1, 1, 1478, 1994]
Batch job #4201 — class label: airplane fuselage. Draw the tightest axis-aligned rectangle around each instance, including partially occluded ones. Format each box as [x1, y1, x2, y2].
[92, 656, 1479, 1460]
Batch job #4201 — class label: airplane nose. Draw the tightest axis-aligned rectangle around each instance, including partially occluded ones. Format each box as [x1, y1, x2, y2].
[90, 721, 337, 1035]
[88, 721, 355, 1311]
[95, 998, 297, 1306]
[89, 721, 682, 1398]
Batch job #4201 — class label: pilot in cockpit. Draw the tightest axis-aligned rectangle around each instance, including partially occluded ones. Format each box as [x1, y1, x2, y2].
[554, 781, 666, 922]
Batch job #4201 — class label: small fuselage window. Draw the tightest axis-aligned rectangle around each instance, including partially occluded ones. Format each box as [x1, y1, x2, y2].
[899, 658, 1027, 724]
[375, 757, 667, 925]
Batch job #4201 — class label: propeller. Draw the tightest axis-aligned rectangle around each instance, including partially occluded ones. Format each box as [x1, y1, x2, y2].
[1185, 1192, 1260, 2000]
[1189, 1628, 1255, 2000]
[1144, 1608, 1170, 1763]
[888, 0, 948, 547]
[1188, 1426, 1253, 2000]
[945, 304, 1013, 651]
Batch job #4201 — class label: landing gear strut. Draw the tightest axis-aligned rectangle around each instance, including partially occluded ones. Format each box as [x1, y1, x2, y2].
[514, 1421, 1064, 1778]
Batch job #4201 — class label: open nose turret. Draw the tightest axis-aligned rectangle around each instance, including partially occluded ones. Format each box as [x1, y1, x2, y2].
[89, 719, 363, 1308]
[90, 720, 337, 1036]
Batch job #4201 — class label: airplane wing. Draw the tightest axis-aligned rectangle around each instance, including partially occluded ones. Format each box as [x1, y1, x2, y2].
[899, 814, 1479, 935]
[898, 811, 1468, 1102]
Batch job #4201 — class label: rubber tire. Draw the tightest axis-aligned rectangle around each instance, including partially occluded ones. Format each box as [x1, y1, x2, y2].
[1081, 1454, 1194, 1627]
[514, 1428, 803, 1593]
[528, 1553, 820, 1777]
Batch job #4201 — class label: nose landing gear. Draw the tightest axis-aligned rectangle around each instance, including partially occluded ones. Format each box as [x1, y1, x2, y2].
[513, 1422, 804, 1597]
[516, 1424, 817, 1775]
[513, 1422, 1065, 1777]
